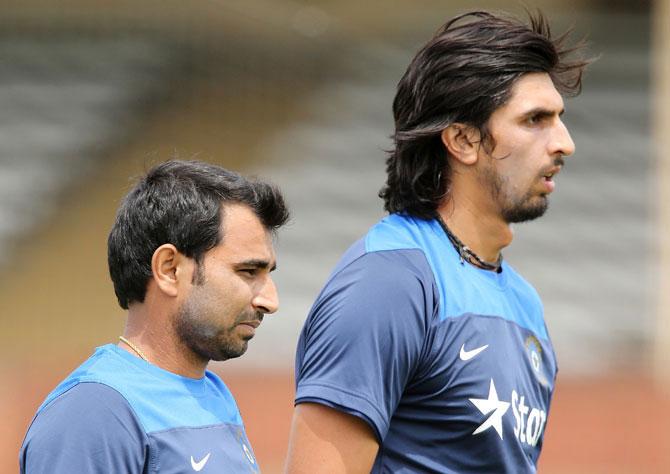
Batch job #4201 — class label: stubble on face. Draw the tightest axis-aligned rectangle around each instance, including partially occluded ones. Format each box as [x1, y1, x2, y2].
[473, 73, 572, 225]
[479, 156, 563, 224]
[173, 273, 263, 362]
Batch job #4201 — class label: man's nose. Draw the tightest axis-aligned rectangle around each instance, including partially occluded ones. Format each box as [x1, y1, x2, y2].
[252, 276, 279, 315]
[551, 119, 576, 157]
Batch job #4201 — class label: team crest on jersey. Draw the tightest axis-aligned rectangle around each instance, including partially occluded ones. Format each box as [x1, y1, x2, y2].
[524, 335, 549, 387]
[234, 427, 259, 471]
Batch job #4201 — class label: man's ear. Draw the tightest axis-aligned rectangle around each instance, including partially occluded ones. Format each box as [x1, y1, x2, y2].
[441, 123, 480, 165]
[151, 244, 191, 298]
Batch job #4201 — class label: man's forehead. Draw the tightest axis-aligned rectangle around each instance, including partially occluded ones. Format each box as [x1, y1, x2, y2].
[220, 202, 262, 228]
[216, 204, 274, 250]
[506, 72, 564, 112]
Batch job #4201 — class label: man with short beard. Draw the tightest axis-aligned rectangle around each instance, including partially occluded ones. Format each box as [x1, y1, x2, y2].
[286, 10, 591, 474]
[20, 160, 289, 473]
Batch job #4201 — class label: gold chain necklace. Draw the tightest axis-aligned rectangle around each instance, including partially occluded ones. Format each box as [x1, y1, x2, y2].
[118, 336, 149, 362]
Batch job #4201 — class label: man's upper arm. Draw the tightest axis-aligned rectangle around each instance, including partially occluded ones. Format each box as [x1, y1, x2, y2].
[20, 382, 148, 474]
[285, 403, 379, 474]
[291, 249, 433, 472]
[295, 250, 431, 435]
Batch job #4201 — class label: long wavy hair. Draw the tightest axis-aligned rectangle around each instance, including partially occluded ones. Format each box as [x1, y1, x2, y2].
[380, 10, 591, 218]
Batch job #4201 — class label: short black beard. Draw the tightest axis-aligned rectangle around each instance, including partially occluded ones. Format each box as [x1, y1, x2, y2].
[174, 296, 252, 363]
[481, 164, 549, 224]
[481, 155, 562, 224]
[501, 193, 549, 223]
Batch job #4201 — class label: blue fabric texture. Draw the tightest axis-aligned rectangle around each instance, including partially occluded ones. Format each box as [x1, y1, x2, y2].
[20, 344, 260, 474]
[295, 213, 557, 473]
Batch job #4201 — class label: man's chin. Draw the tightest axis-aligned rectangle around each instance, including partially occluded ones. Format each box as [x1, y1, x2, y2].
[201, 340, 249, 362]
[219, 342, 249, 361]
[503, 198, 548, 223]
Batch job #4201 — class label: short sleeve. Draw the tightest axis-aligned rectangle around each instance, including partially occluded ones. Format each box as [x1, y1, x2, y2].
[295, 249, 435, 441]
[20, 382, 149, 474]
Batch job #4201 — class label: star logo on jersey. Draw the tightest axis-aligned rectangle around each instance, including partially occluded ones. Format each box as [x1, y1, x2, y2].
[469, 378, 511, 439]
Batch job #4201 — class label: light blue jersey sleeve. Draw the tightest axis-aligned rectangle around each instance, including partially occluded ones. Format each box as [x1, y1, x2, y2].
[20, 382, 148, 474]
[295, 248, 436, 441]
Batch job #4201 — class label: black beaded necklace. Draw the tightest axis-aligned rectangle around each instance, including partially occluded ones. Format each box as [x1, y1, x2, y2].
[435, 213, 503, 273]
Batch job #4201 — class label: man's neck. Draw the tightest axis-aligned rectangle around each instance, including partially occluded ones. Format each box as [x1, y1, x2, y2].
[437, 198, 512, 264]
[120, 305, 208, 379]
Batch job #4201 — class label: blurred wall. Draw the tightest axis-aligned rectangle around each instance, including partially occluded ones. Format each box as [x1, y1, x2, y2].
[654, 0, 670, 389]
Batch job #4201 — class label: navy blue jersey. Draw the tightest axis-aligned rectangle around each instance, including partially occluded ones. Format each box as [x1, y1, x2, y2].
[20, 344, 259, 474]
[295, 214, 557, 473]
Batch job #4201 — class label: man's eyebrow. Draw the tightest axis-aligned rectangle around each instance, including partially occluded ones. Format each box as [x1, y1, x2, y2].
[235, 259, 277, 271]
[522, 107, 565, 118]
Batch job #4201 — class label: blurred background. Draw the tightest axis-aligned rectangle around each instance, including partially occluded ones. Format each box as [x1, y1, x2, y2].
[1, 0, 668, 472]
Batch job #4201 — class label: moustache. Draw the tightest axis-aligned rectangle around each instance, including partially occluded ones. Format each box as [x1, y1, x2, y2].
[538, 156, 565, 178]
[236, 311, 264, 325]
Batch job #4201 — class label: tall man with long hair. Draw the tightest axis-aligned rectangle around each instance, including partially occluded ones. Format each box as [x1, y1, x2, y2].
[286, 11, 590, 473]
[20, 160, 289, 473]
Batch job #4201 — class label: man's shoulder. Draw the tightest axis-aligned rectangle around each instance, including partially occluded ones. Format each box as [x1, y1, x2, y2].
[30, 381, 140, 431]
[36, 344, 134, 412]
[329, 214, 438, 281]
[26, 345, 151, 443]
[21, 381, 148, 474]
[365, 213, 435, 253]
[38, 345, 243, 433]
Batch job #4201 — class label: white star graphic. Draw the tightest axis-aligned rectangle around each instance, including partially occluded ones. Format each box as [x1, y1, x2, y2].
[469, 378, 511, 439]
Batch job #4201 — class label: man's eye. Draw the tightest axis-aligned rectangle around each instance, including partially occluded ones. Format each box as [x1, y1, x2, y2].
[239, 269, 257, 276]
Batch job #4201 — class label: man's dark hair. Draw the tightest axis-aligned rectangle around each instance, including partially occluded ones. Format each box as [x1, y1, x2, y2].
[380, 10, 591, 218]
[108, 160, 290, 309]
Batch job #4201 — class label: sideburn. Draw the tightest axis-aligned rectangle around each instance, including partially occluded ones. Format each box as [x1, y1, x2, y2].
[192, 259, 206, 286]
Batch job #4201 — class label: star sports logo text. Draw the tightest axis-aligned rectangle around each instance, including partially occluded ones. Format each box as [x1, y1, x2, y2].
[470, 378, 547, 447]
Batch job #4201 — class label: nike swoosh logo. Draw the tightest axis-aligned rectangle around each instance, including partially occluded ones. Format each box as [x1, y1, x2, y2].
[191, 453, 211, 472]
[459, 343, 489, 361]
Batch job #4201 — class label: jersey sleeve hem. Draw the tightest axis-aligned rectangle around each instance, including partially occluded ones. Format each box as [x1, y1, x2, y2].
[295, 382, 388, 442]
